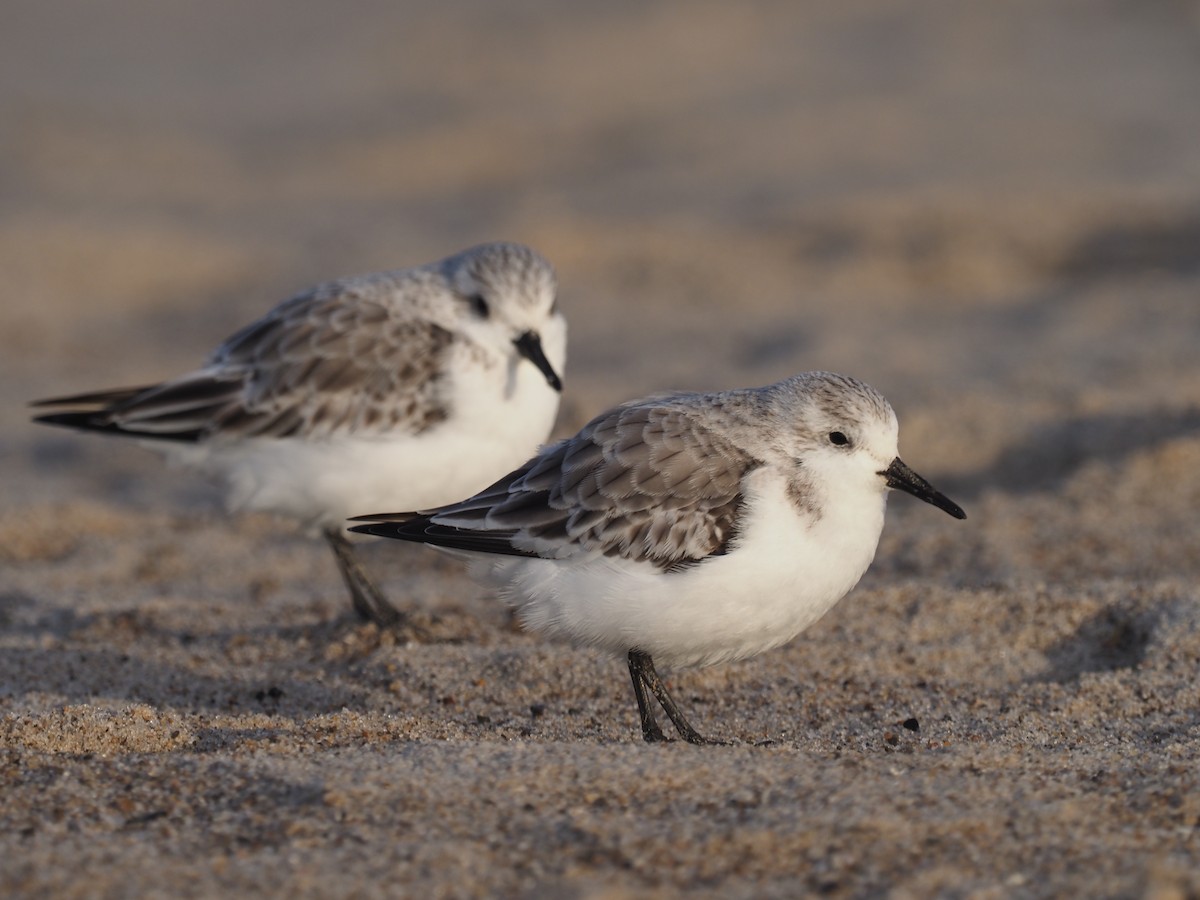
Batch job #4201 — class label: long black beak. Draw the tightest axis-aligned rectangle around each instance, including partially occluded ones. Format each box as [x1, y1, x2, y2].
[513, 331, 562, 392]
[881, 457, 966, 519]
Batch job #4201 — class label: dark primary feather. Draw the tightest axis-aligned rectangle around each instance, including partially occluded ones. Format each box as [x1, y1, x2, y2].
[33, 409, 204, 442]
[32, 376, 244, 443]
[31, 386, 150, 409]
[351, 516, 538, 558]
[352, 395, 759, 569]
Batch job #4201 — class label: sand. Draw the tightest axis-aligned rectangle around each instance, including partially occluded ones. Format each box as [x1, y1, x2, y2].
[3, 1, 1200, 896]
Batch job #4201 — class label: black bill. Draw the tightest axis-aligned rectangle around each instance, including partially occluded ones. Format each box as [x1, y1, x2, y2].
[513, 330, 563, 392]
[881, 457, 966, 520]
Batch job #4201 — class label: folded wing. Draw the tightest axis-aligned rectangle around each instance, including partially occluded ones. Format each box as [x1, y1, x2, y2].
[32, 278, 456, 443]
[352, 398, 757, 570]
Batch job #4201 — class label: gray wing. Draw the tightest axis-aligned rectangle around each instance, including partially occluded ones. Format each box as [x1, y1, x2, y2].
[354, 399, 758, 570]
[33, 279, 455, 443]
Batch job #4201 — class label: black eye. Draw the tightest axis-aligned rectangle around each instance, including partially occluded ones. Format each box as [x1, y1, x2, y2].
[828, 431, 850, 447]
[467, 294, 490, 318]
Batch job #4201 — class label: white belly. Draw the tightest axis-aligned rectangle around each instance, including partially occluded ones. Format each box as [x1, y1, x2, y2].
[161, 347, 562, 530]
[489, 467, 889, 670]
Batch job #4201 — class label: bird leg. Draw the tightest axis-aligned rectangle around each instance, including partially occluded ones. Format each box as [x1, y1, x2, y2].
[627, 650, 668, 742]
[324, 527, 405, 628]
[627, 650, 716, 745]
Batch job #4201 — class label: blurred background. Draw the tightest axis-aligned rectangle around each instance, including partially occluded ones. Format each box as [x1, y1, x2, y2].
[4, 8, 1200, 893]
[4, 0, 1200, 582]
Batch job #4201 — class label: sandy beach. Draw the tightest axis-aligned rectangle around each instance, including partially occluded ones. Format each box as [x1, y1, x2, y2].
[4, 1, 1200, 896]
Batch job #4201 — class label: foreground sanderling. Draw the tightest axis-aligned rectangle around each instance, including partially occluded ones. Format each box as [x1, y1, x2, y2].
[352, 371, 965, 743]
[33, 241, 566, 627]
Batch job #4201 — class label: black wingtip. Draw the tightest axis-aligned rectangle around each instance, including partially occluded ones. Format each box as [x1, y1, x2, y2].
[347, 520, 410, 540]
[33, 411, 113, 433]
[30, 385, 152, 410]
[31, 411, 206, 443]
[347, 511, 431, 543]
[349, 516, 539, 559]
[347, 511, 418, 523]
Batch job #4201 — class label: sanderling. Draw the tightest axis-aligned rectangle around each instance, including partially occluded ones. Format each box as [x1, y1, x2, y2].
[33, 241, 566, 627]
[351, 371, 965, 743]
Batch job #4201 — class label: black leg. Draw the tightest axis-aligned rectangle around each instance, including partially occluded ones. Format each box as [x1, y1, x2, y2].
[324, 527, 404, 628]
[627, 651, 668, 742]
[627, 650, 717, 745]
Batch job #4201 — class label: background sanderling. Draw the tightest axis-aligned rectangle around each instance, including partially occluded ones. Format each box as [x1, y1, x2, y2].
[33, 241, 566, 627]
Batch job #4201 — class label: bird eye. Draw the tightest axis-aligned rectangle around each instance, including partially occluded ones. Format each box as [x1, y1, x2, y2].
[828, 431, 850, 447]
[467, 294, 490, 318]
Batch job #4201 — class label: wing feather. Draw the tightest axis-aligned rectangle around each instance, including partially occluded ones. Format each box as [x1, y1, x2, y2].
[352, 396, 758, 569]
[31, 277, 456, 443]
